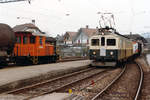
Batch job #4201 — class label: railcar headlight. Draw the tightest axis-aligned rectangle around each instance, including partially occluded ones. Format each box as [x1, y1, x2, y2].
[110, 51, 113, 55]
[93, 51, 96, 55]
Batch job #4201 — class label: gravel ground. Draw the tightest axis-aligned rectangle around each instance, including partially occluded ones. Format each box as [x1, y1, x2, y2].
[136, 55, 150, 72]
[140, 72, 150, 100]
[63, 68, 122, 100]
[137, 54, 150, 100]
[31, 93, 71, 100]
[5, 68, 105, 100]
[0, 60, 91, 93]
[97, 63, 140, 100]
[0, 94, 24, 100]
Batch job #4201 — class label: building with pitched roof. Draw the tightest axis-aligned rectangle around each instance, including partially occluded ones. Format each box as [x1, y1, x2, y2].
[124, 34, 147, 44]
[73, 25, 98, 46]
[55, 34, 65, 46]
[64, 31, 77, 45]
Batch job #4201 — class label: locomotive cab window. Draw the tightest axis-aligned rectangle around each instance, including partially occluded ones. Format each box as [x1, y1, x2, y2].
[16, 36, 21, 43]
[107, 39, 116, 46]
[30, 36, 35, 44]
[23, 36, 28, 44]
[91, 39, 99, 46]
[101, 37, 105, 46]
[39, 37, 43, 45]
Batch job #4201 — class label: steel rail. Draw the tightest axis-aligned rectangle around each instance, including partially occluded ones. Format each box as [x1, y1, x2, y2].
[2, 67, 94, 94]
[91, 65, 126, 100]
[134, 62, 143, 100]
[58, 57, 87, 62]
[25, 68, 110, 100]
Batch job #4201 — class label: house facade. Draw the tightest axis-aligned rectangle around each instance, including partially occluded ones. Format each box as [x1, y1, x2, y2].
[55, 34, 64, 46]
[74, 26, 98, 46]
[63, 31, 77, 45]
[59, 26, 99, 57]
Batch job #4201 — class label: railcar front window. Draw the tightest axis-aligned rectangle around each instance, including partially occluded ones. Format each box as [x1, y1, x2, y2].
[91, 39, 99, 46]
[101, 37, 105, 46]
[107, 39, 116, 46]
[30, 36, 35, 44]
[23, 36, 28, 44]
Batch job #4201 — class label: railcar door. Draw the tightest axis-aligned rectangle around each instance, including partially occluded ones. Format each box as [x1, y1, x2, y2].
[100, 37, 106, 56]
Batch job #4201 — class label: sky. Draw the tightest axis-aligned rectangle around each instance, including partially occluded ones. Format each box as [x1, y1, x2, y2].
[0, 0, 150, 37]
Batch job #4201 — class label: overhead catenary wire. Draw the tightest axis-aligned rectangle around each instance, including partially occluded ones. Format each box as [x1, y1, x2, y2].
[0, 0, 31, 4]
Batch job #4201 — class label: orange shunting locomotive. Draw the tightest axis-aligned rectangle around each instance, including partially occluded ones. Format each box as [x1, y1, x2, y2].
[0, 23, 58, 67]
[13, 31, 58, 65]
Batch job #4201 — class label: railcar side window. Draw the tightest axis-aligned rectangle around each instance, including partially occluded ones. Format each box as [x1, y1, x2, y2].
[23, 36, 28, 44]
[16, 36, 21, 43]
[101, 37, 105, 46]
[30, 36, 35, 44]
[107, 39, 116, 46]
[91, 39, 99, 46]
[39, 37, 43, 45]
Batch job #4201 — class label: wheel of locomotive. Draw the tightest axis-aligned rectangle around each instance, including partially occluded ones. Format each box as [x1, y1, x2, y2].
[32, 56, 39, 65]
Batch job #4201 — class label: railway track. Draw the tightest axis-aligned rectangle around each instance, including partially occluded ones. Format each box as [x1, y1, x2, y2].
[59, 67, 122, 100]
[1, 67, 110, 100]
[90, 62, 143, 100]
[58, 57, 87, 62]
[0, 61, 143, 100]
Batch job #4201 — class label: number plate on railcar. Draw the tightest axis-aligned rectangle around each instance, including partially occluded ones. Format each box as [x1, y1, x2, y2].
[100, 48, 106, 56]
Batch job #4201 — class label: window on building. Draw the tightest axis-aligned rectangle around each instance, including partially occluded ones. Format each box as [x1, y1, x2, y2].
[107, 39, 116, 46]
[23, 36, 28, 44]
[39, 37, 42, 45]
[66, 36, 69, 40]
[91, 39, 99, 46]
[101, 37, 105, 46]
[30, 36, 35, 44]
[16, 36, 21, 43]
[78, 40, 80, 44]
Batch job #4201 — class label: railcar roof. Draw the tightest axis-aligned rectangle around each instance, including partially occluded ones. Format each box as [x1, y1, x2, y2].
[97, 27, 130, 39]
[91, 28, 132, 40]
[15, 31, 49, 37]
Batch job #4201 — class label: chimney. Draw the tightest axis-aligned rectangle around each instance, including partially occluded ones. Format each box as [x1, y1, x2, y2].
[32, 19, 35, 25]
[86, 25, 89, 29]
[130, 32, 132, 36]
